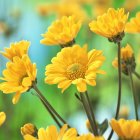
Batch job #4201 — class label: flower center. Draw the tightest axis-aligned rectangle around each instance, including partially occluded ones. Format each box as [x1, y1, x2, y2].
[66, 63, 86, 80]
[19, 74, 28, 85]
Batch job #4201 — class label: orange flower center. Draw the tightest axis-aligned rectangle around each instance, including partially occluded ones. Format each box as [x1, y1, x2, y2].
[66, 63, 86, 80]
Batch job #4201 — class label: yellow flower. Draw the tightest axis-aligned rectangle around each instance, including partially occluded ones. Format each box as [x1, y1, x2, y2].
[45, 44, 105, 93]
[37, 4, 58, 16]
[0, 21, 8, 34]
[40, 16, 81, 46]
[112, 44, 135, 75]
[55, 3, 88, 22]
[92, 0, 112, 17]
[62, 0, 93, 5]
[110, 119, 140, 140]
[0, 55, 37, 104]
[0, 112, 6, 126]
[121, 44, 134, 60]
[0, 40, 30, 61]
[119, 105, 130, 119]
[77, 134, 104, 140]
[21, 123, 37, 136]
[24, 124, 77, 140]
[89, 8, 129, 42]
[123, 0, 139, 12]
[125, 12, 140, 33]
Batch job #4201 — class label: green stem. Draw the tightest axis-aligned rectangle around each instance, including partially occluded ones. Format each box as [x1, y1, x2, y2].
[134, 71, 140, 80]
[128, 67, 139, 120]
[39, 97, 62, 128]
[108, 42, 122, 140]
[32, 83, 70, 127]
[80, 92, 98, 136]
[85, 91, 98, 134]
[115, 41, 122, 119]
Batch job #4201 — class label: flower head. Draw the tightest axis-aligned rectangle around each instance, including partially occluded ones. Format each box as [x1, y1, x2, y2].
[89, 8, 129, 43]
[0, 40, 30, 61]
[24, 124, 77, 140]
[45, 44, 105, 93]
[125, 12, 140, 33]
[119, 105, 130, 119]
[77, 134, 104, 140]
[21, 123, 38, 137]
[37, 4, 57, 16]
[55, 3, 88, 22]
[112, 44, 136, 75]
[0, 55, 37, 104]
[0, 112, 6, 127]
[40, 16, 81, 47]
[110, 119, 140, 140]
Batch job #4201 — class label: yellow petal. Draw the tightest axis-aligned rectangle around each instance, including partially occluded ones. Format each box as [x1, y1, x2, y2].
[12, 92, 22, 104]
[0, 112, 6, 126]
[24, 134, 37, 140]
[22, 77, 32, 87]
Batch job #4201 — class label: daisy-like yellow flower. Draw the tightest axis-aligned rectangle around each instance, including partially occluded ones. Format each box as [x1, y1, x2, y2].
[45, 44, 105, 93]
[0, 55, 37, 104]
[89, 8, 129, 42]
[40, 15, 81, 47]
[77, 134, 104, 140]
[110, 119, 140, 140]
[125, 12, 140, 33]
[0, 40, 30, 61]
[112, 44, 135, 75]
[0, 112, 6, 127]
[21, 123, 37, 136]
[24, 124, 77, 140]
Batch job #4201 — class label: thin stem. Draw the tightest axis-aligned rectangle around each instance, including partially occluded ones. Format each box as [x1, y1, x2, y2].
[128, 67, 139, 120]
[134, 71, 140, 80]
[108, 42, 122, 140]
[85, 91, 98, 135]
[32, 83, 70, 127]
[80, 93, 98, 136]
[39, 96, 62, 128]
[115, 41, 122, 119]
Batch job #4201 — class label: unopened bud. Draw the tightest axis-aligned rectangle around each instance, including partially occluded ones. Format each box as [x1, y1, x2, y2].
[21, 123, 37, 137]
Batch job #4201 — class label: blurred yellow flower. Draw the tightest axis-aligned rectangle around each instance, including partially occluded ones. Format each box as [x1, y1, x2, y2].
[119, 105, 130, 118]
[0, 112, 6, 127]
[24, 124, 77, 140]
[62, 0, 93, 5]
[123, 0, 139, 12]
[110, 119, 140, 140]
[77, 134, 104, 140]
[112, 44, 135, 74]
[45, 44, 105, 93]
[0, 55, 37, 104]
[0, 40, 30, 61]
[40, 16, 81, 47]
[37, 4, 57, 16]
[125, 12, 140, 33]
[93, 0, 112, 17]
[0, 21, 8, 34]
[120, 44, 134, 60]
[89, 8, 129, 42]
[55, 3, 88, 22]
[21, 123, 37, 136]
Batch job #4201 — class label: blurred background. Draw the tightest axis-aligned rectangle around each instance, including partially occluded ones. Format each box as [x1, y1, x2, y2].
[0, 0, 140, 139]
